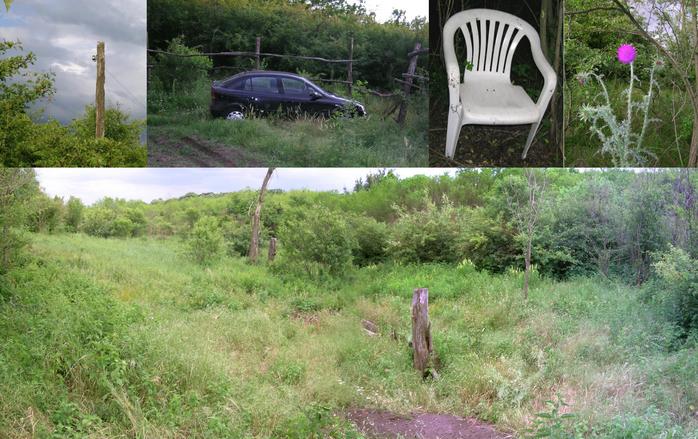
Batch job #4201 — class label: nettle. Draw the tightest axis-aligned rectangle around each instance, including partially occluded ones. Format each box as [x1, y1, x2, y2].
[577, 44, 662, 167]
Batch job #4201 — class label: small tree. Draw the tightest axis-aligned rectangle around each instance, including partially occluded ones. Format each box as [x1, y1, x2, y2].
[65, 197, 84, 233]
[498, 170, 547, 300]
[188, 216, 224, 265]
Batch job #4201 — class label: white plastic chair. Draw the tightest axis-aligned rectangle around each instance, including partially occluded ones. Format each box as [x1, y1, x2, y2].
[443, 9, 557, 160]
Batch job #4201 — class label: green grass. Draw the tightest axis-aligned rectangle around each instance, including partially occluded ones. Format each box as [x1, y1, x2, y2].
[1, 234, 697, 437]
[147, 80, 428, 167]
[564, 78, 694, 167]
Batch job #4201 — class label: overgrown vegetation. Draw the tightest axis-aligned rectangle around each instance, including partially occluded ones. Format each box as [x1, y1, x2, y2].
[1, 169, 697, 437]
[147, 0, 428, 167]
[0, 40, 146, 167]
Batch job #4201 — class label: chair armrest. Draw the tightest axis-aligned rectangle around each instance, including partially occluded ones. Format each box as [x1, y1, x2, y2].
[443, 17, 463, 112]
[530, 45, 557, 114]
[445, 62, 461, 111]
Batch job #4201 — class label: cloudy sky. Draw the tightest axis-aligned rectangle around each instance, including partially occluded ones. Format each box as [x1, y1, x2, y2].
[352, 0, 427, 22]
[36, 168, 458, 205]
[0, 0, 146, 124]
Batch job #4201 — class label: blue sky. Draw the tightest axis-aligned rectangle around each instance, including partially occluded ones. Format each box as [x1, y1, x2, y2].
[0, 0, 146, 124]
[36, 168, 458, 205]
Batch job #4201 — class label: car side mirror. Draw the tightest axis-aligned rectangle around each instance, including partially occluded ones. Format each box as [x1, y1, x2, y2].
[309, 91, 322, 100]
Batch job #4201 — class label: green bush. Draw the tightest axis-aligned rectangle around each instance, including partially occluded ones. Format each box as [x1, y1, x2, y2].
[187, 216, 224, 265]
[389, 198, 464, 264]
[348, 215, 389, 266]
[221, 219, 251, 257]
[280, 206, 356, 277]
[152, 37, 212, 93]
[647, 246, 698, 337]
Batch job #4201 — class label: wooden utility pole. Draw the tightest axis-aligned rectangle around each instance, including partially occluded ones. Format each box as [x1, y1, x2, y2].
[397, 42, 421, 126]
[255, 37, 261, 70]
[248, 168, 275, 264]
[411, 288, 432, 375]
[347, 37, 354, 95]
[95, 41, 105, 139]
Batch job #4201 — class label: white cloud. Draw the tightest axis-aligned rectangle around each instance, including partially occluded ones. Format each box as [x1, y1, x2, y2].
[36, 168, 458, 205]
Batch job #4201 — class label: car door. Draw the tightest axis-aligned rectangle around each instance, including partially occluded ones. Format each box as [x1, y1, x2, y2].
[278, 76, 315, 116]
[248, 76, 283, 115]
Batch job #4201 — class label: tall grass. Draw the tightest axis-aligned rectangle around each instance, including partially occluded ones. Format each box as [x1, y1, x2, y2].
[1, 234, 696, 437]
[148, 79, 428, 167]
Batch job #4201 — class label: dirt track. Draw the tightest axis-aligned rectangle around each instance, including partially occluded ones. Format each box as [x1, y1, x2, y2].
[148, 134, 265, 167]
[346, 409, 513, 439]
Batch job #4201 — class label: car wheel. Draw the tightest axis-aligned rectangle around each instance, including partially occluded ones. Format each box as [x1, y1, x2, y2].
[226, 110, 245, 121]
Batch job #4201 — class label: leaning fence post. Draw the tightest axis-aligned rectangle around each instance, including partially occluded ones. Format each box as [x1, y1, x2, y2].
[397, 42, 421, 127]
[411, 287, 431, 375]
[255, 37, 261, 70]
[347, 37, 354, 96]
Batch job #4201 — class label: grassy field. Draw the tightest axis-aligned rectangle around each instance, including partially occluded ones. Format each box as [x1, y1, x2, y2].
[147, 80, 428, 167]
[564, 79, 694, 167]
[1, 234, 697, 437]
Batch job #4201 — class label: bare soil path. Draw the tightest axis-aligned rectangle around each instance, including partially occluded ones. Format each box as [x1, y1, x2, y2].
[346, 409, 513, 439]
[148, 133, 265, 167]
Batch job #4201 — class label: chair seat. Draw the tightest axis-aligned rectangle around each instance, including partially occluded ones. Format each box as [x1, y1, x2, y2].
[460, 79, 540, 125]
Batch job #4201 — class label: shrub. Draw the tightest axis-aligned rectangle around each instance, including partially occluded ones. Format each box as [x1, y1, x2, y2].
[647, 246, 698, 336]
[65, 197, 84, 233]
[221, 219, 251, 257]
[280, 206, 356, 277]
[82, 208, 134, 238]
[348, 215, 389, 266]
[152, 37, 212, 93]
[389, 198, 464, 264]
[187, 216, 224, 265]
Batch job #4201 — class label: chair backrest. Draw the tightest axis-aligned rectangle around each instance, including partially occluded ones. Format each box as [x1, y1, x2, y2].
[443, 9, 541, 79]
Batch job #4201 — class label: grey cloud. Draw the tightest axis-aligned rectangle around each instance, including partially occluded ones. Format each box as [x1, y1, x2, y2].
[0, 0, 146, 123]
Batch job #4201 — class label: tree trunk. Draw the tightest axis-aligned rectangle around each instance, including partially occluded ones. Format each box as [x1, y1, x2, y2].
[411, 288, 432, 375]
[267, 237, 277, 262]
[523, 238, 531, 300]
[688, 0, 698, 168]
[248, 168, 275, 263]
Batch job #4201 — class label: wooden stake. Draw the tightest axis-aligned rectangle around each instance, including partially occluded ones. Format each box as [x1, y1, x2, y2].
[268, 237, 277, 262]
[249, 168, 275, 264]
[255, 37, 261, 70]
[347, 37, 354, 96]
[397, 42, 421, 126]
[411, 288, 431, 374]
[95, 41, 105, 139]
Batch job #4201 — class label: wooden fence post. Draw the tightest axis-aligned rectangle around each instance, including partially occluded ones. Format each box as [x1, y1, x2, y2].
[255, 37, 261, 70]
[347, 37, 354, 96]
[397, 42, 421, 127]
[268, 237, 277, 262]
[95, 41, 105, 139]
[411, 287, 431, 374]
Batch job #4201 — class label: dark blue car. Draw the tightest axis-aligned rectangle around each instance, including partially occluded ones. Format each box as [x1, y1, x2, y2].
[210, 71, 366, 120]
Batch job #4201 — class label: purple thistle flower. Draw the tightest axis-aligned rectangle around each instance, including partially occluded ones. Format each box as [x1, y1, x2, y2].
[617, 44, 637, 64]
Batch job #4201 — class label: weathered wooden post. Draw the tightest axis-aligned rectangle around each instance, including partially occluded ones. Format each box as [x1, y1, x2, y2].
[95, 41, 106, 139]
[248, 168, 275, 264]
[411, 287, 431, 374]
[255, 37, 261, 70]
[347, 37, 354, 96]
[268, 237, 277, 262]
[397, 42, 421, 127]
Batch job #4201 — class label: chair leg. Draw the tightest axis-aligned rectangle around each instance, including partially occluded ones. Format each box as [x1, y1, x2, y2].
[445, 111, 463, 160]
[522, 119, 542, 159]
